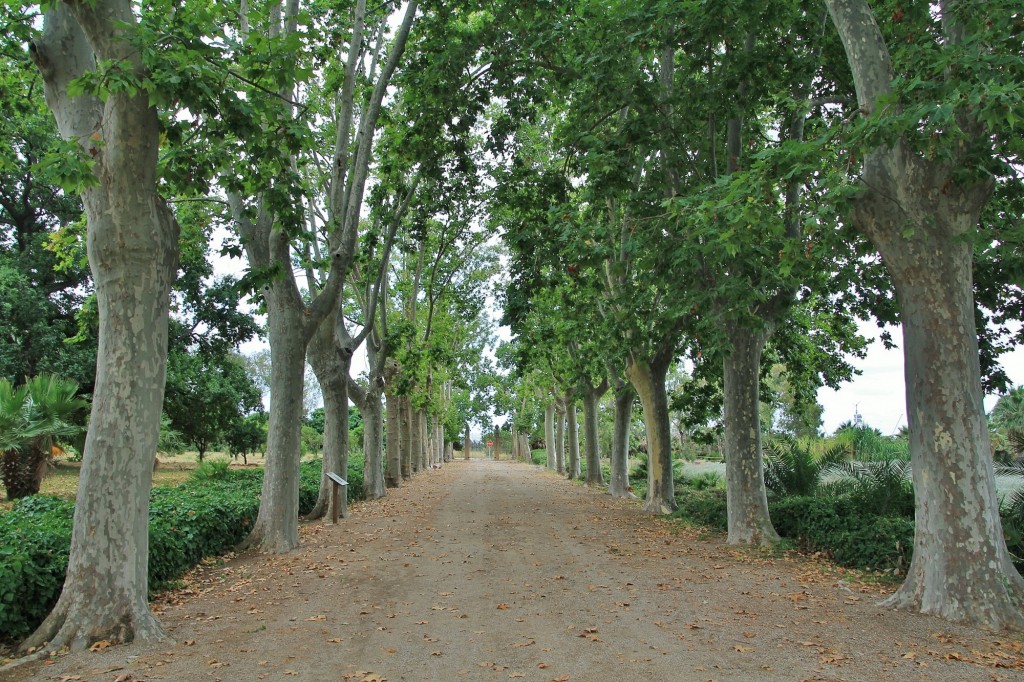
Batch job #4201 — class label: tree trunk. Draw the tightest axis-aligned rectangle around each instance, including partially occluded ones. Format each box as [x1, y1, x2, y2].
[582, 385, 606, 486]
[360, 394, 385, 499]
[544, 403, 556, 469]
[608, 378, 634, 498]
[565, 396, 581, 480]
[411, 408, 423, 473]
[401, 397, 413, 478]
[385, 392, 401, 488]
[239, 307, 307, 552]
[826, 0, 1024, 629]
[723, 323, 779, 545]
[464, 423, 471, 460]
[420, 411, 429, 470]
[306, 360, 350, 521]
[626, 357, 676, 513]
[24, 2, 178, 652]
[493, 424, 500, 461]
[554, 404, 566, 474]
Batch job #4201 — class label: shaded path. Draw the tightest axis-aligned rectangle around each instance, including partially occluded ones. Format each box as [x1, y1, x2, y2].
[11, 461, 1023, 681]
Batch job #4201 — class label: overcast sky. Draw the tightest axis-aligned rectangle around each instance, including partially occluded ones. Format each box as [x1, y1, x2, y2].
[817, 321, 1024, 434]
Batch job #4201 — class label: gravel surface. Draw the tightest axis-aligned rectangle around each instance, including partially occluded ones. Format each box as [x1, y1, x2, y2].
[6, 459, 1024, 681]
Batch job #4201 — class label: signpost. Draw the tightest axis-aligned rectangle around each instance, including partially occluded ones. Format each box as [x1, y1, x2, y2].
[326, 472, 348, 525]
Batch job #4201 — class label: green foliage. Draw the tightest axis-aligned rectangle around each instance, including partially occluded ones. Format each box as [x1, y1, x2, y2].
[676, 469, 723, 491]
[0, 463, 323, 642]
[0, 375, 88, 499]
[823, 458, 915, 518]
[769, 496, 914, 574]
[0, 495, 74, 641]
[163, 351, 263, 461]
[301, 425, 324, 455]
[191, 458, 232, 481]
[763, 437, 848, 498]
[672, 488, 728, 532]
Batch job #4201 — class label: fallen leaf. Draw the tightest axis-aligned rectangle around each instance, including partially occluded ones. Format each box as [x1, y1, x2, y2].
[734, 645, 754, 653]
[496, 603, 510, 610]
[512, 640, 535, 648]
[306, 614, 327, 621]
[88, 640, 112, 652]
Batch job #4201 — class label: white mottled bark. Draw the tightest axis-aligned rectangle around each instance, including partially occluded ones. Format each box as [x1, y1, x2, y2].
[24, 0, 178, 652]
[827, 0, 1024, 628]
[723, 324, 779, 545]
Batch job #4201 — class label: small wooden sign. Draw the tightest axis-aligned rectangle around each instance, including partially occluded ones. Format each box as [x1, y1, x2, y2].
[327, 473, 348, 524]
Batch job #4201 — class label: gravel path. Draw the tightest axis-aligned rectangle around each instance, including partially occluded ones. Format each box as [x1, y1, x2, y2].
[8, 459, 1024, 681]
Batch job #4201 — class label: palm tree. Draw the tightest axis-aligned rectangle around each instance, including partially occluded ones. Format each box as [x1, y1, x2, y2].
[991, 387, 1024, 461]
[0, 375, 88, 499]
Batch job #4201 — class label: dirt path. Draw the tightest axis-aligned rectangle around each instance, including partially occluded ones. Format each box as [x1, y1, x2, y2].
[9, 460, 1024, 681]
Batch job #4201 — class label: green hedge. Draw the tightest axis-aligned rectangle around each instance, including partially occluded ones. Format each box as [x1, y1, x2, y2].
[0, 459, 326, 643]
[0, 496, 74, 641]
[769, 495, 914, 572]
[671, 487, 915, 574]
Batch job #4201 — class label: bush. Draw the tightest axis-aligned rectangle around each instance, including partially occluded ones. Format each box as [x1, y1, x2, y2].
[0, 463, 324, 643]
[0, 496, 74, 641]
[672, 488, 728, 532]
[769, 495, 914, 573]
[531, 449, 546, 466]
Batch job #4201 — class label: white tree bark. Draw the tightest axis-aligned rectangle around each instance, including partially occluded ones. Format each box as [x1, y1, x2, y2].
[723, 324, 779, 545]
[826, 0, 1024, 628]
[24, 0, 178, 652]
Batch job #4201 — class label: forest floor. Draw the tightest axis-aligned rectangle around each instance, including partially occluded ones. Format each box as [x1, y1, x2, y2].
[7, 459, 1024, 682]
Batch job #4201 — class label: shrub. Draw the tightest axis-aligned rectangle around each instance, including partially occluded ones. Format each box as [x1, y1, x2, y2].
[672, 488, 727, 532]
[763, 437, 848, 498]
[191, 458, 232, 481]
[0, 463, 324, 643]
[0, 496, 74, 641]
[531, 449, 546, 466]
[769, 495, 913, 573]
[677, 470, 723, 491]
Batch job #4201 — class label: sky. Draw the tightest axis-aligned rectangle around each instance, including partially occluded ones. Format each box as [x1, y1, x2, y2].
[816, 321, 1024, 434]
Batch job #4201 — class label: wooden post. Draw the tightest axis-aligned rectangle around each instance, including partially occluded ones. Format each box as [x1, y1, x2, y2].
[327, 472, 348, 525]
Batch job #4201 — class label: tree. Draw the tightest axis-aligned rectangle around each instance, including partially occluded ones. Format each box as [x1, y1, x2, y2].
[24, 0, 180, 652]
[0, 5, 93, 390]
[225, 412, 267, 466]
[824, 0, 1024, 627]
[0, 374, 87, 499]
[163, 351, 262, 461]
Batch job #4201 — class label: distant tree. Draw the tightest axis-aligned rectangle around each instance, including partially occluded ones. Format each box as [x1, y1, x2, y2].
[163, 352, 262, 461]
[225, 412, 267, 465]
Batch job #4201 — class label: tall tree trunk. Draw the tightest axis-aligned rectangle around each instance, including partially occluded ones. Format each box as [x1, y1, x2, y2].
[401, 396, 413, 478]
[554, 404, 566, 474]
[626, 357, 676, 513]
[826, 0, 1024, 629]
[306, 349, 351, 520]
[582, 383, 606, 486]
[359, 393, 385, 499]
[25, 1, 178, 651]
[420, 411, 429, 470]
[565, 396, 581, 480]
[608, 373, 634, 498]
[385, 392, 401, 487]
[723, 323, 779, 545]
[544, 403, 556, 469]
[464, 423, 471, 460]
[240, 307, 307, 552]
[411, 408, 424, 472]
